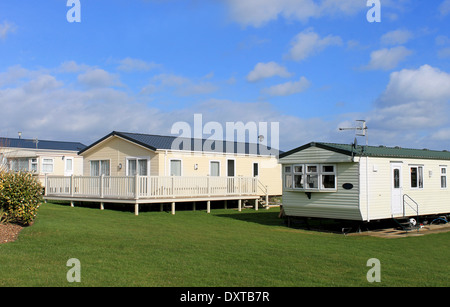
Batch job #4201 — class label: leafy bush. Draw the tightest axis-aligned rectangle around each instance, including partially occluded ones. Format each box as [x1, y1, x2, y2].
[0, 171, 43, 226]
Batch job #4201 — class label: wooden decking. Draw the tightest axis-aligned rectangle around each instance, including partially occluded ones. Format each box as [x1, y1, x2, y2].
[44, 175, 268, 215]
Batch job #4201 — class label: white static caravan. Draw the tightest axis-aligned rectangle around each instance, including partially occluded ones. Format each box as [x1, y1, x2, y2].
[279, 142, 450, 222]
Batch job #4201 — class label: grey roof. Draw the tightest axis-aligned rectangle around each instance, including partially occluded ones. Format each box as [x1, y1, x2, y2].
[280, 142, 450, 160]
[79, 131, 279, 156]
[0, 137, 86, 152]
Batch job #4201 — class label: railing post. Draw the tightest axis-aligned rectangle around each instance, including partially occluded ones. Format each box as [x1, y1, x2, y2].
[100, 174, 104, 198]
[135, 174, 140, 200]
[44, 174, 48, 196]
[70, 175, 75, 197]
[238, 177, 241, 195]
[207, 176, 210, 196]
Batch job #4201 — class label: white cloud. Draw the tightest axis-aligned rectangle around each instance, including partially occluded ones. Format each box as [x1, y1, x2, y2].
[378, 64, 450, 106]
[58, 61, 91, 73]
[430, 128, 450, 141]
[381, 29, 413, 45]
[440, 0, 450, 16]
[141, 73, 218, 96]
[23, 74, 63, 93]
[246, 62, 292, 82]
[225, 0, 366, 27]
[3, 63, 450, 152]
[117, 57, 160, 72]
[178, 98, 342, 150]
[0, 65, 338, 150]
[225, 0, 317, 27]
[0, 68, 168, 143]
[0, 21, 15, 40]
[0, 65, 30, 87]
[77, 69, 122, 88]
[363, 46, 412, 71]
[366, 65, 450, 145]
[262, 77, 310, 96]
[285, 28, 343, 62]
[319, 0, 367, 15]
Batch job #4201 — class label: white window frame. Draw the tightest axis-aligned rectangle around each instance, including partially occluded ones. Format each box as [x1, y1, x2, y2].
[293, 164, 304, 189]
[209, 160, 221, 177]
[284, 165, 293, 189]
[410, 165, 424, 189]
[90, 160, 111, 176]
[126, 156, 150, 176]
[284, 163, 337, 192]
[305, 164, 319, 190]
[65, 157, 73, 172]
[440, 166, 447, 189]
[321, 164, 337, 190]
[169, 159, 182, 176]
[42, 158, 54, 174]
[30, 158, 38, 173]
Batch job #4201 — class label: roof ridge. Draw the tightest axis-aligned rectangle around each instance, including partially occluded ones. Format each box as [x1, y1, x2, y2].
[1, 136, 85, 145]
[116, 131, 268, 146]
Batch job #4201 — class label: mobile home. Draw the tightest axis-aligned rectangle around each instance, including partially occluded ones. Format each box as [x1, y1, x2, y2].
[45, 131, 281, 214]
[0, 136, 86, 186]
[279, 142, 450, 222]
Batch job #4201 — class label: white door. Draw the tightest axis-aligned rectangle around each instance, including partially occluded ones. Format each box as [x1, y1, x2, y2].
[391, 163, 403, 216]
[65, 157, 74, 176]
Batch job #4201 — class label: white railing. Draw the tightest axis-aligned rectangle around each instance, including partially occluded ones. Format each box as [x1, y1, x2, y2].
[45, 175, 260, 200]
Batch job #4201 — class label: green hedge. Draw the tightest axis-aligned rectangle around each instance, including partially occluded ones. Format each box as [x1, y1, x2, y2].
[0, 172, 44, 226]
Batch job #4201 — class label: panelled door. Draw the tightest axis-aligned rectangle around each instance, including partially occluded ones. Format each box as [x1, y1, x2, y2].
[391, 163, 403, 216]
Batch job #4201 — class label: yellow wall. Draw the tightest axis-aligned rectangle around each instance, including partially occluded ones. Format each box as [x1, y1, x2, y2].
[0, 147, 83, 186]
[161, 151, 282, 195]
[81, 136, 282, 195]
[81, 136, 158, 176]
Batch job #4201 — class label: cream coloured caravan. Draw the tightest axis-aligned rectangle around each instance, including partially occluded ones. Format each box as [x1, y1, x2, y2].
[279, 142, 450, 222]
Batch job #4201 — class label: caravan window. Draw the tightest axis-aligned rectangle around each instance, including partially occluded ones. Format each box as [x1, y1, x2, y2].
[210, 161, 220, 177]
[30, 158, 38, 172]
[127, 158, 149, 176]
[293, 164, 304, 189]
[90, 160, 110, 176]
[306, 164, 319, 189]
[9, 158, 30, 172]
[410, 166, 423, 189]
[284, 163, 336, 191]
[170, 160, 182, 176]
[321, 165, 336, 189]
[441, 167, 447, 189]
[42, 159, 54, 173]
[284, 166, 293, 189]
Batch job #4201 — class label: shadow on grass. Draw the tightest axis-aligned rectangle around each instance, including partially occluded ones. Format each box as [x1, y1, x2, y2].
[215, 211, 285, 227]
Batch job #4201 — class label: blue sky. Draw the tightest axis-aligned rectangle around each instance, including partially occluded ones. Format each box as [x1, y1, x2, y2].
[1, 0, 450, 151]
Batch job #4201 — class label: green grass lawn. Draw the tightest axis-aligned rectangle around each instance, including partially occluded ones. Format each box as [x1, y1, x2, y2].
[0, 202, 449, 287]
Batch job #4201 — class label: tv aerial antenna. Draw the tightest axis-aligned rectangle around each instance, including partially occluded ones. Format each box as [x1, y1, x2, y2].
[339, 120, 370, 221]
[339, 120, 368, 148]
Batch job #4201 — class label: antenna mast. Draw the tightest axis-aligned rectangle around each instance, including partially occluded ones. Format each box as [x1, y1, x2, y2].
[339, 120, 370, 222]
[339, 120, 368, 146]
